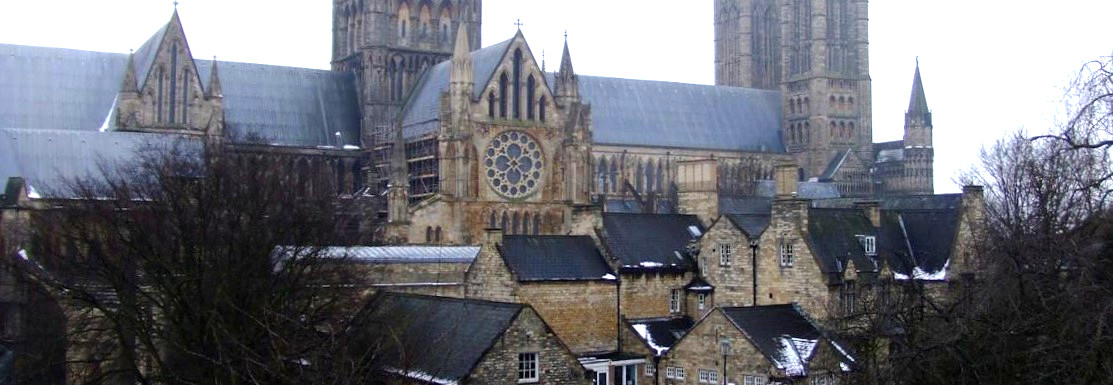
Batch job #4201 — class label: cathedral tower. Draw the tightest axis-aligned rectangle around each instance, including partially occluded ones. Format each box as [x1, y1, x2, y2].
[715, 0, 873, 195]
[331, 0, 482, 147]
[902, 60, 934, 195]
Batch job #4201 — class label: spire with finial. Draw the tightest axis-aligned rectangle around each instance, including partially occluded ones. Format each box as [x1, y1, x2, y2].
[451, 23, 473, 85]
[207, 56, 223, 98]
[906, 57, 930, 126]
[555, 32, 579, 103]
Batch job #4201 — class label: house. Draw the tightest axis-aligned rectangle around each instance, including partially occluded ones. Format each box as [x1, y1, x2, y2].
[350, 292, 590, 384]
[661, 304, 854, 385]
[598, 213, 703, 320]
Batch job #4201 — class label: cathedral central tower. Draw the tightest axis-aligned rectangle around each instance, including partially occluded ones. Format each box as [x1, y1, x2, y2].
[331, 0, 482, 147]
[715, 0, 874, 196]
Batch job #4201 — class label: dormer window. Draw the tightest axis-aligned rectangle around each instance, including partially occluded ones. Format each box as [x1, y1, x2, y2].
[859, 235, 876, 256]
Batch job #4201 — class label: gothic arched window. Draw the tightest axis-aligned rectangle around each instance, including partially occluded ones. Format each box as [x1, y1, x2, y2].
[523, 212, 531, 234]
[646, 161, 656, 193]
[435, 227, 442, 242]
[156, 67, 164, 122]
[656, 161, 664, 194]
[488, 212, 496, 228]
[488, 91, 496, 117]
[608, 159, 618, 194]
[526, 75, 536, 120]
[635, 162, 644, 193]
[182, 70, 190, 126]
[512, 49, 523, 119]
[398, 3, 410, 39]
[425, 226, 433, 243]
[533, 214, 541, 235]
[499, 72, 509, 118]
[419, 4, 431, 37]
[598, 157, 607, 193]
[512, 212, 521, 234]
[501, 212, 509, 231]
[439, 6, 451, 43]
[169, 43, 179, 124]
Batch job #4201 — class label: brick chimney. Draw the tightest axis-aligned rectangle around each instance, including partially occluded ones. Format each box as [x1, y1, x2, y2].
[676, 159, 719, 226]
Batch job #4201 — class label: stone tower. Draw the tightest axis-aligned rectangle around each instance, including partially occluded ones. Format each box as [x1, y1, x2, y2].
[715, 0, 873, 195]
[330, 0, 482, 147]
[902, 60, 934, 195]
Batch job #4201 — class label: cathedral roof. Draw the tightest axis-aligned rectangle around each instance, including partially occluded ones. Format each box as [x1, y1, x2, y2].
[575, 76, 785, 153]
[0, 128, 202, 199]
[0, 44, 361, 148]
[401, 38, 514, 139]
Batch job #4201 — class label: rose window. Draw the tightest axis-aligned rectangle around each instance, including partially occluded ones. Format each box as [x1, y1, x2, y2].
[484, 130, 544, 198]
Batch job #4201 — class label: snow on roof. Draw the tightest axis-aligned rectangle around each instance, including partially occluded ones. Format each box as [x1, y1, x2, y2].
[321, 246, 480, 263]
[894, 259, 949, 281]
[774, 337, 817, 377]
[385, 367, 459, 385]
[631, 323, 670, 355]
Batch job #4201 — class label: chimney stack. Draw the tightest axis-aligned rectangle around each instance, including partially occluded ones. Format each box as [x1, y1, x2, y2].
[774, 163, 799, 199]
[676, 159, 720, 226]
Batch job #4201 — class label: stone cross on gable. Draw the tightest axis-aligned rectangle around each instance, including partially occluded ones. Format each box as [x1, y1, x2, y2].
[515, 19, 524, 30]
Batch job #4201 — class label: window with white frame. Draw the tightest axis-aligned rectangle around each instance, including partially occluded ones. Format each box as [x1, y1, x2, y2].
[517, 352, 538, 383]
[698, 369, 719, 383]
[862, 235, 876, 256]
[719, 243, 733, 266]
[698, 293, 706, 310]
[670, 289, 681, 313]
[666, 367, 676, 379]
[744, 374, 768, 385]
[676, 367, 686, 380]
[810, 373, 838, 385]
[779, 238, 795, 267]
[646, 364, 655, 376]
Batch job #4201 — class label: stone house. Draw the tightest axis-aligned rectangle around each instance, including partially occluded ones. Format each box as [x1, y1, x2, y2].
[464, 230, 618, 355]
[350, 292, 591, 385]
[598, 213, 704, 320]
[660, 304, 854, 385]
[315, 245, 480, 299]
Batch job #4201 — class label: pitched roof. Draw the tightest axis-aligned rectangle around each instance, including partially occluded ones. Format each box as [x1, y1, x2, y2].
[601, 213, 703, 271]
[722, 305, 855, 377]
[0, 44, 361, 148]
[725, 214, 772, 239]
[0, 44, 128, 131]
[401, 39, 514, 140]
[880, 210, 960, 280]
[806, 208, 878, 274]
[577, 76, 785, 153]
[719, 196, 773, 237]
[498, 235, 615, 282]
[810, 194, 962, 211]
[354, 293, 524, 383]
[755, 180, 842, 199]
[820, 148, 853, 181]
[0, 128, 202, 199]
[627, 316, 695, 356]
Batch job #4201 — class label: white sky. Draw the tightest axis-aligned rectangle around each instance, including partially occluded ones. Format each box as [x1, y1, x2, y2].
[2, 0, 1111, 193]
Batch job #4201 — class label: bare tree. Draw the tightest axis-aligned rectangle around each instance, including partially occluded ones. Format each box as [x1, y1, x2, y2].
[15, 142, 379, 385]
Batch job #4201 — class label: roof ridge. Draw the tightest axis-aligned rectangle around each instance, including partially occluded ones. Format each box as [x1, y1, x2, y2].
[378, 291, 524, 309]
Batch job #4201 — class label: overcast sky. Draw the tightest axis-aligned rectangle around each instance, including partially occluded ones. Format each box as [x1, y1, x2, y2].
[2, 1, 1111, 193]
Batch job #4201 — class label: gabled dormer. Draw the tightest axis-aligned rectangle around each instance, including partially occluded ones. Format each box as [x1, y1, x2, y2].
[115, 10, 223, 137]
[475, 31, 558, 126]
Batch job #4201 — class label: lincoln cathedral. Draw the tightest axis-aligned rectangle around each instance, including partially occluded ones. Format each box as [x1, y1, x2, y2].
[1, 1, 969, 384]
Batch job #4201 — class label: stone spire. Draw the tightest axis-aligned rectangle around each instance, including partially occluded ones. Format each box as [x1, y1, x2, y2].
[120, 51, 138, 93]
[554, 36, 579, 104]
[207, 57, 223, 99]
[450, 23, 473, 87]
[906, 58, 930, 127]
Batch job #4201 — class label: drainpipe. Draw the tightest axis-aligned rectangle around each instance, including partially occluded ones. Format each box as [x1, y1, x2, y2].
[749, 239, 759, 306]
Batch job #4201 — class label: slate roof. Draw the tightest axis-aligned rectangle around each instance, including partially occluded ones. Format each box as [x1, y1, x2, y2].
[354, 293, 524, 383]
[318, 246, 479, 263]
[627, 316, 695, 356]
[806, 208, 878, 274]
[0, 43, 361, 148]
[600, 213, 703, 272]
[498, 235, 615, 282]
[721, 305, 855, 377]
[0, 128, 202, 199]
[725, 214, 772, 239]
[401, 39, 514, 140]
[577, 75, 785, 153]
[810, 194, 962, 211]
[684, 277, 714, 292]
[879, 210, 960, 280]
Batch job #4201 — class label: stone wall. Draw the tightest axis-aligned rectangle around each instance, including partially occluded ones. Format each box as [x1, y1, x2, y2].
[698, 218, 754, 308]
[464, 237, 518, 303]
[470, 307, 592, 385]
[348, 261, 469, 298]
[620, 272, 692, 319]
[757, 198, 833, 318]
[518, 281, 618, 354]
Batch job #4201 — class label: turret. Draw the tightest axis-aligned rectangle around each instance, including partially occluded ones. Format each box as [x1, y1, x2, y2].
[207, 57, 223, 99]
[115, 52, 141, 129]
[904, 58, 932, 146]
[554, 37, 579, 105]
